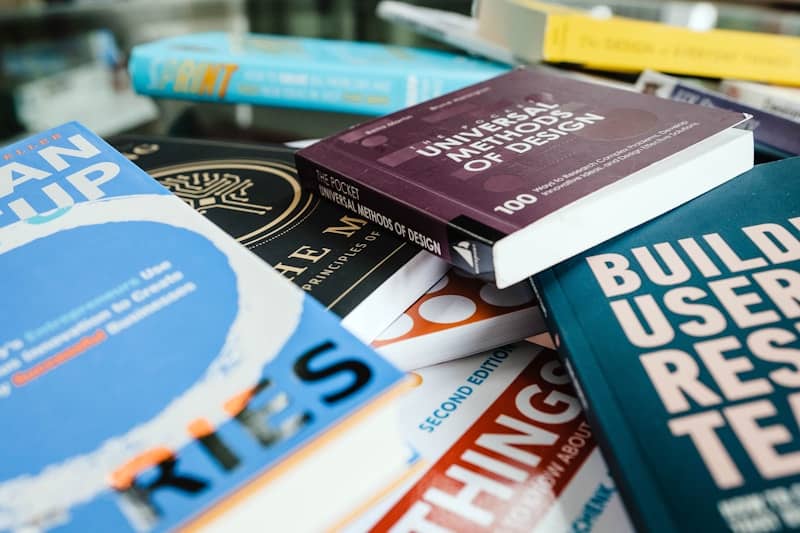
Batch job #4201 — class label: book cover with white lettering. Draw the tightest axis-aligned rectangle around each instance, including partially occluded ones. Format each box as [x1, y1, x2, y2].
[347, 342, 634, 532]
[0, 123, 408, 532]
[534, 157, 800, 532]
[296, 67, 753, 287]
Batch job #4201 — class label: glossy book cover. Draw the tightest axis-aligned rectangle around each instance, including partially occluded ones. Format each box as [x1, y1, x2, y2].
[128, 32, 507, 116]
[296, 68, 747, 283]
[534, 157, 800, 532]
[0, 123, 405, 532]
[372, 270, 545, 370]
[109, 136, 445, 342]
[348, 343, 634, 532]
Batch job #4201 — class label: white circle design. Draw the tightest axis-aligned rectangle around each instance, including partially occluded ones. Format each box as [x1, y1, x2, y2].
[419, 295, 477, 324]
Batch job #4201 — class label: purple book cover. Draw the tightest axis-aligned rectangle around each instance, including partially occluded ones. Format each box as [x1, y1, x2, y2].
[296, 68, 744, 274]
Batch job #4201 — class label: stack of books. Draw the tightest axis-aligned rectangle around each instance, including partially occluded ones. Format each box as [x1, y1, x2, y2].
[5, 1, 800, 530]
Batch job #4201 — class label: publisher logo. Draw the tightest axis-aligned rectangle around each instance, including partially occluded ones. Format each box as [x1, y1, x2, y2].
[453, 240, 477, 271]
[151, 159, 314, 246]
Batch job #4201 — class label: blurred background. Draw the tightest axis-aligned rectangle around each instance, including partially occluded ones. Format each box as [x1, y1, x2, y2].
[2, 0, 800, 144]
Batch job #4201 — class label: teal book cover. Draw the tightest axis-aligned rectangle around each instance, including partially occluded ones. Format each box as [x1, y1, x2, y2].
[0, 122, 406, 532]
[128, 32, 508, 115]
[534, 157, 800, 532]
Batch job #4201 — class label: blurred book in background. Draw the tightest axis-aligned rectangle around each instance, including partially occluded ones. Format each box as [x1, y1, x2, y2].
[377, 0, 637, 91]
[128, 32, 509, 116]
[636, 70, 800, 160]
[720, 78, 800, 122]
[3, 29, 157, 139]
[477, 0, 800, 84]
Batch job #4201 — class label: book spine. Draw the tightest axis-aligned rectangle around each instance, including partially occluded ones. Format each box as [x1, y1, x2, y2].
[530, 273, 677, 533]
[294, 151, 456, 265]
[128, 50, 411, 115]
[525, 9, 800, 84]
[720, 81, 800, 123]
[129, 46, 502, 115]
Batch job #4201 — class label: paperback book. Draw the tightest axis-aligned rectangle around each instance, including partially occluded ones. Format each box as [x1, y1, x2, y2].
[518, 0, 800, 36]
[0, 123, 410, 532]
[347, 342, 635, 532]
[635, 70, 800, 159]
[376, 1, 516, 65]
[533, 157, 800, 532]
[110, 135, 446, 343]
[477, 0, 800, 85]
[295, 67, 753, 287]
[376, 0, 637, 92]
[720, 79, 800, 124]
[372, 269, 546, 370]
[128, 32, 508, 116]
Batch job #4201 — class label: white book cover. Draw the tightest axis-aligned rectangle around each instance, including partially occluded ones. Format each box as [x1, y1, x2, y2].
[372, 270, 546, 370]
[348, 342, 635, 532]
[719, 79, 800, 123]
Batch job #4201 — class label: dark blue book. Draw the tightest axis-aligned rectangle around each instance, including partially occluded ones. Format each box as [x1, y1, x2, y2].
[636, 70, 800, 160]
[533, 157, 800, 532]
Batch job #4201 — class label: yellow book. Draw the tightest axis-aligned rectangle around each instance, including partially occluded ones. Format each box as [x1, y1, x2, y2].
[477, 0, 800, 85]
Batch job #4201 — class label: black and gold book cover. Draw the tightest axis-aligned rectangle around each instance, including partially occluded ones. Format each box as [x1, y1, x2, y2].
[110, 135, 430, 325]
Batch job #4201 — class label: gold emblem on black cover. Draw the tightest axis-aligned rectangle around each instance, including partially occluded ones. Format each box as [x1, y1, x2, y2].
[150, 159, 316, 247]
[161, 171, 272, 216]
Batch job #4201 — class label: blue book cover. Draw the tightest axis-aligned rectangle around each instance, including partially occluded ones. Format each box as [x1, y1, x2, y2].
[128, 32, 508, 116]
[0, 122, 407, 532]
[533, 157, 800, 532]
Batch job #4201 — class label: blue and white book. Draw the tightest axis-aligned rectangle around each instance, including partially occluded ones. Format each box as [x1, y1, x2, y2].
[128, 32, 509, 116]
[0, 122, 409, 532]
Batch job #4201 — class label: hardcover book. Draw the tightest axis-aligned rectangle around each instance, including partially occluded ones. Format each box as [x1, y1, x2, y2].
[372, 270, 546, 370]
[477, 0, 800, 85]
[109, 135, 446, 343]
[347, 342, 635, 532]
[0, 123, 410, 532]
[533, 157, 800, 532]
[127, 32, 508, 116]
[635, 70, 800, 159]
[295, 67, 753, 288]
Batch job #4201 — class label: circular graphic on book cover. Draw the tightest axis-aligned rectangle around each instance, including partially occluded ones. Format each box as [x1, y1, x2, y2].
[0, 194, 303, 531]
[0, 221, 237, 479]
[149, 159, 316, 247]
